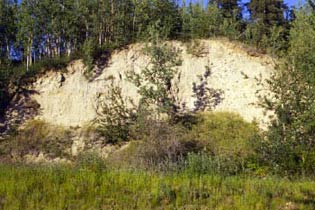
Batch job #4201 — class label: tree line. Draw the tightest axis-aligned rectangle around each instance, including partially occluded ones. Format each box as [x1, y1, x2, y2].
[0, 0, 293, 69]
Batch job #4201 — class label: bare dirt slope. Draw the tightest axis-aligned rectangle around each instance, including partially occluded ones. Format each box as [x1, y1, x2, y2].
[29, 39, 274, 129]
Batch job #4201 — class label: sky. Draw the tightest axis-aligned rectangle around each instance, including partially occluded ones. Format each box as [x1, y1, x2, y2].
[15, 0, 305, 6]
[14, 0, 306, 9]
[285, 0, 305, 7]
[186, 0, 305, 7]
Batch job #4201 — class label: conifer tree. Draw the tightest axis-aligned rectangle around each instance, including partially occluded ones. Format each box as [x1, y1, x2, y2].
[246, 0, 289, 50]
[248, 0, 286, 27]
[209, 0, 242, 39]
[210, 0, 241, 19]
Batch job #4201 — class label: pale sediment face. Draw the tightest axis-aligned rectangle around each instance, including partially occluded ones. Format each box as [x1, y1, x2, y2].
[31, 40, 274, 129]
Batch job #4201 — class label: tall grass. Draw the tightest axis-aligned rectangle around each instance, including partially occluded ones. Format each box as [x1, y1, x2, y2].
[0, 164, 315, 210]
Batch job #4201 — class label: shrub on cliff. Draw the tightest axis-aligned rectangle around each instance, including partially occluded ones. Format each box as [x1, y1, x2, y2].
[187, 112, 260, 174]
[0, 120, 72, 160]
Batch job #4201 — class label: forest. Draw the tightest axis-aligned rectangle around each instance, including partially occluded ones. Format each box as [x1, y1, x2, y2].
[1, 0, 315, 209]
[0, 0, 293, 65]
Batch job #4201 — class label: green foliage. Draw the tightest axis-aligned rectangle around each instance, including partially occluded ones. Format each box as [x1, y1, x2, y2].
[105, 112, 200, 171]
[181, 3, 223, 40]
[181, 1, 244, 41]
[289, 10, 315, 80]
[188, 112, 260, 174]
[1, 56, 73, 85]
[248, 0, 287, 27]
[75, 152, 107, 172]
[133, 0, 182, 41]
[96, 79, 137, 144]
[0, 120, 72, 160]
[244, 22, 288, 55]
[259, 63, 315, 176]
[0, 0, 294, 73]
[219, 18, 241, 40]
[309, 0, 315, 11]
[1, 164, 315, 209]
[97, 22, 183, 145]
[190, 112, 259, 156]
[106, 111, 260, 175]
[82, 39, 118, 80]
[128, 26, 182, 118]
[0, 0, 17, 62]
[211, 0, 241, 19]
[260, 8, 315, 176]
[122, 120, 199, 171]
[82, 38, 97, 78]
[245, 0, 290, 53]
[185, 152, 244, 176]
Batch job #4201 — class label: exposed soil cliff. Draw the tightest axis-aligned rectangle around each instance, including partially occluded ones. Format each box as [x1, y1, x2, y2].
[7, 39, 275, 130]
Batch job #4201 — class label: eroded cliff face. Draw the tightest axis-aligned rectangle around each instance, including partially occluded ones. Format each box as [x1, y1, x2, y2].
[27, 39, 274, 129]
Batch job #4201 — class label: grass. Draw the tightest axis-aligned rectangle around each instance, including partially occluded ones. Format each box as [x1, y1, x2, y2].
[0, 164, 315, 209]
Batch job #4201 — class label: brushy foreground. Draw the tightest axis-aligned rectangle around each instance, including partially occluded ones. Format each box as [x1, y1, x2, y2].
[0, 165, 315, 210]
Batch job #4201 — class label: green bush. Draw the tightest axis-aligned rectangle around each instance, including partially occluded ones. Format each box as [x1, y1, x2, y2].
[108, 119, 200, 171]
[107, 112, 260, 174]
[133, 122, 191, 171]
[188, 112, 260, 174]
[1, 120, 72, 160]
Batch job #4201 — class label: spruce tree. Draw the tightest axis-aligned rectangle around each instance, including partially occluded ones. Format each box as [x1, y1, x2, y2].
[209, 0, 242, 39]
[246, 0, 289, 50]
[248, 0, 286, 27]
[210, 0, 241, 19]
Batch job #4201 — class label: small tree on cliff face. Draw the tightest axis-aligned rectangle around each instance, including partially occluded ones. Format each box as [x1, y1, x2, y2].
[97, 78, 137, 143]
[127, 22, 182, 119]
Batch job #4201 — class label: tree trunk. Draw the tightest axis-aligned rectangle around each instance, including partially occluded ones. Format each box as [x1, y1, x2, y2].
[5, 39, 10, 59]
[67, 42, 72, 57]
[99, 26, 102, 47]
[57, 36, 61, 57]
[110, 0, 115, 43]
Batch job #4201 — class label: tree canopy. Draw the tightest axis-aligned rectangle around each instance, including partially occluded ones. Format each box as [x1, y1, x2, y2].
[0, 0, 295, 68]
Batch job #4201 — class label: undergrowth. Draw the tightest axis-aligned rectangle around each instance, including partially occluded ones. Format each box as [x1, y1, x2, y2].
[0, 164, 314, 210]
[0, 120, 72, 161]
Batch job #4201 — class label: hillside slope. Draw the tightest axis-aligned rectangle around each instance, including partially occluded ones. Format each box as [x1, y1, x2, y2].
[14, 39, 274, 129]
